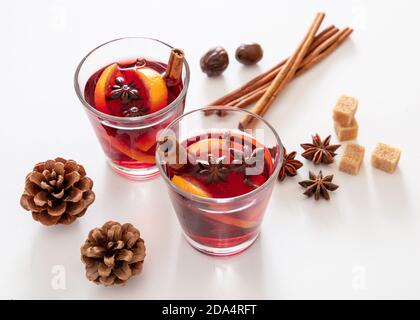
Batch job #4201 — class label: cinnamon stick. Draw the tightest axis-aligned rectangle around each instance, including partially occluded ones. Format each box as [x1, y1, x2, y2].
[239, 12, 325, 129]
[165, 48, 185, 86]
[298, 28, 353, 74]
[229, 83, 269, 108]
[229, 27, 351, 110]
[300, 28, 344, 67]
[308, 25, 338, 51]
[205, 24, 337, 112]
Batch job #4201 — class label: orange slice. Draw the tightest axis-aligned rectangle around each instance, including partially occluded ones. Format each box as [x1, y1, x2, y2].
[94, 63, 118, 114]
[107, 135, 155, 164]
[171, 175, 211, 198]
[188, 138, 222, 154]
[187, 138, 230, 160]
[135, 129, 159, 152]
[201, 213, 259, 229]
[136, 67, 168, 112]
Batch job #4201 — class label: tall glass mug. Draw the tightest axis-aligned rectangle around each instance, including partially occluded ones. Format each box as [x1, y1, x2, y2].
[74, 37, 190, 180]
[156, 107, 282, 256]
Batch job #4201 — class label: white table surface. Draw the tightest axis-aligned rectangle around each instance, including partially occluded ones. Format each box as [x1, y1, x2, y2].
[1, 0, 419, 300]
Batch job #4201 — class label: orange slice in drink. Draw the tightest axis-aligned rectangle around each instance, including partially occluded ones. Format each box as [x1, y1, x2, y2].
[135, 128, 159, 152]
[201, 213, 259, 229]
[136, 67, 168, 113]
[187, 138, 230, 161]
[171, 175, 211, 198]
[94, 63, 118, 114]
[107, 135, 155, 164]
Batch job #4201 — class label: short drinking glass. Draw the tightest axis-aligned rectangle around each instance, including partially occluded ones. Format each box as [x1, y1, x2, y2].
[156, 107, 282, 256]
[74, 37, 190, 180]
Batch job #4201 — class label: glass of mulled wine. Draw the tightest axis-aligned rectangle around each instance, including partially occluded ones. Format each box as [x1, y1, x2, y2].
[156, 107, 283, 256]
[74, 37, 190, 180]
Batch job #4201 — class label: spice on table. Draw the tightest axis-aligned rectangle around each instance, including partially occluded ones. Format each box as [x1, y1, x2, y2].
[200, 47, 229, 77]
[278, 147, 303, 181]
[301, 134, 341, 165]
[235, 43, 263, 65]
[204, 13, 353, 126]
[238, 12, 326, 129]
[299, 170, 339, 201]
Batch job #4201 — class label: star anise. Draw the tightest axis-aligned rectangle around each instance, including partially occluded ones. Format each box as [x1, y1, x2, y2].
[197, 154, 230, 184]
[122, 105, 148, 117]
[301, 134, 341, 165]
[109, 77, 141, 105]
[298, 171, 339, 201]
[278, 147, 303, 181]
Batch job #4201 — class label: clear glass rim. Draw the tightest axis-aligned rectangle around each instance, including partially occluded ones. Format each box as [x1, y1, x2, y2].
[156, 106, 284, 204]
[73, 36, 190, 124]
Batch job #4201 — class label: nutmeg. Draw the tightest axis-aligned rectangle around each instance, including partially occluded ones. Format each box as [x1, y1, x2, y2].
[235, 43, 263, 65]
[200, 47, 229, 77]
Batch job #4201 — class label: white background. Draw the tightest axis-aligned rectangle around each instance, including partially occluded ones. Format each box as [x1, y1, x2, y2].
[1, 0, 419, 299]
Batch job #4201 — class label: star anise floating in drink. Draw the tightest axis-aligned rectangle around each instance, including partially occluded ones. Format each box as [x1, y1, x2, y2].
[121, 105, 148, 117]
[194, 143, 265, 186]
[298, 171, 339, 201]
[301, 134, 341, 165]
[109, 77, 141, 104]
[109, 77, 149, 117]
[197, 154, 230, 184]
[278, 147, 303, 181]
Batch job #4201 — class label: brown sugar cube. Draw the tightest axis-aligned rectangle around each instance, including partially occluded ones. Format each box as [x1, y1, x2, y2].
[371, 143, 401, 173]
[333, 95, 358, 126]
[334, 118, 359, 141]
[339, 143, 365, 175]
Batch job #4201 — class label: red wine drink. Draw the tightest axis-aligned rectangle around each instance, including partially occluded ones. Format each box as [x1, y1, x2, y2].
[156, 107, 282, 256]
[75, 38, 189, 179]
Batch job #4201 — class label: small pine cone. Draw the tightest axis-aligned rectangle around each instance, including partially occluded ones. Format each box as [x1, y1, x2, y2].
[81, 221, 146, 286]
[20, 157, 95, 226]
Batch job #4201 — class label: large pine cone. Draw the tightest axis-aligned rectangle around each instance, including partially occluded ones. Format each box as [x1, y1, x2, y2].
[81, 221, 146, 286]
[20, 158, 95, 226]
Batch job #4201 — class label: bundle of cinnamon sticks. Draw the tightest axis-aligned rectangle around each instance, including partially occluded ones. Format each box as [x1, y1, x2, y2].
[205, 13, 353, 129]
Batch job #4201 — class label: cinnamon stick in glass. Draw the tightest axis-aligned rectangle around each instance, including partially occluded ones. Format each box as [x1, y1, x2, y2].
[165, 48, 185, 86]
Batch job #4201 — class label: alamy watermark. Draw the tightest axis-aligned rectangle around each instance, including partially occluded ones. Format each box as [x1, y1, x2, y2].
[51, 265, 66, 290]
[352, 265, 367, 291]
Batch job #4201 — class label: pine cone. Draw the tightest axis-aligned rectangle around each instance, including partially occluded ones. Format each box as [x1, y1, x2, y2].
[20, 157, 95, 226]
[81, 221, 146, 286]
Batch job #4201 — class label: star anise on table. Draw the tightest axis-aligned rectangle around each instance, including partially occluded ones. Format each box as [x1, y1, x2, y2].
[197, 154, 231, 184]
[109, 77, 141, 105]
[300, 134, 341, 165]
[298, 171, 339, 201]
[278, 147, 303, 182]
